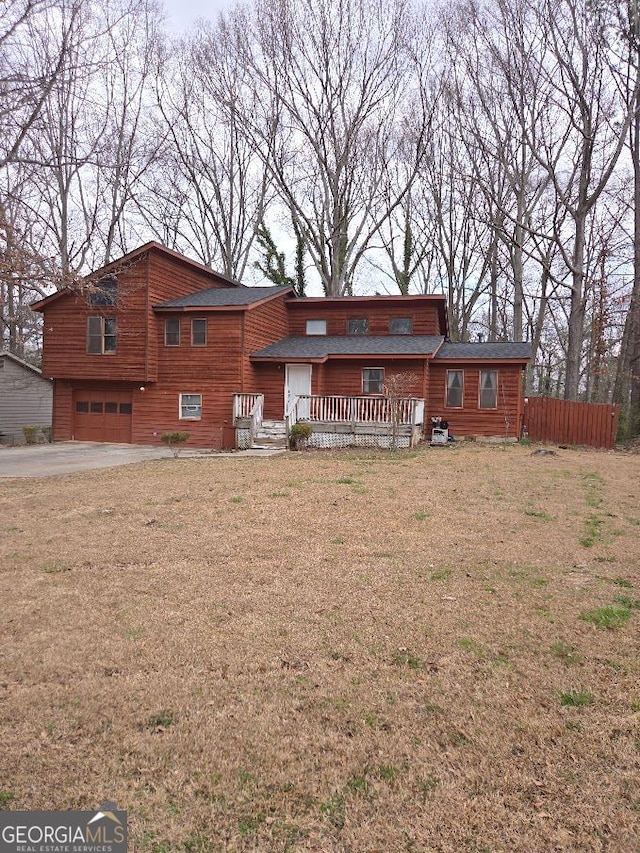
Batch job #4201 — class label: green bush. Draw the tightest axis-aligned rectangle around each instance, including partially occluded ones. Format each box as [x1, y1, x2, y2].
[161, 431, 190, 458]
[289, 421, 312, 450]
[22, 425, 38, 445]
[41, 426, 53, 443]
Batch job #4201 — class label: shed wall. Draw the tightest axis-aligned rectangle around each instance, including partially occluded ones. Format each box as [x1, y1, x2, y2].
[0, 357, 53, 443]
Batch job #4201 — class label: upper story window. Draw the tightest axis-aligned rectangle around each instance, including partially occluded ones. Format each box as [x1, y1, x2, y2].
[479, 370, 498, 409]
[89, 276, 117, 307]
[306, 319, 327, 336]
[165, 318, 180, 346]
[362, 367, 384, 394]
[348, 317, 369, 335]
[446, 370, 464, 408]
[389, 317, 413, 335]
[87, 317, 116, 354]
[191, 318, 207, 346]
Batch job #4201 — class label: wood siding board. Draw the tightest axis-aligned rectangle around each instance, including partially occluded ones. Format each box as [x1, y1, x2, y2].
[286, 301, 442, 337]
[428, 363, 525, 438]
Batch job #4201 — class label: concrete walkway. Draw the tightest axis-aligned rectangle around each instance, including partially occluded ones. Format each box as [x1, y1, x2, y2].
[0, 441, 285, 478]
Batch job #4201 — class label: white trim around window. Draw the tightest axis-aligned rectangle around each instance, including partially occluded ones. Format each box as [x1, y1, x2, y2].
[179, 393, 202, 420]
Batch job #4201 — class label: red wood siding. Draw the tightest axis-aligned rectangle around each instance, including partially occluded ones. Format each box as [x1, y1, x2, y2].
[255, 364, 287, 419]
[287, 302, 442, 336]
[319, 360, 426, 397]
[146, 250, 235, 382]
[243, 295, 290, 393]
[52, 380, 73, 440]
[524, 396, 619, 449]
[428, 363, 524, 438]
[40, 263, 149, 382]
[132, 382, 235, 448]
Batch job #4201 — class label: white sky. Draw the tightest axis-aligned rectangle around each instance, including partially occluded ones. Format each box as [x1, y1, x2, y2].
[161, 0, 233, 32]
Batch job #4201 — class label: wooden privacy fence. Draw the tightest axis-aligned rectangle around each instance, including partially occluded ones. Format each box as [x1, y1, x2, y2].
[523, 396, 620, 449]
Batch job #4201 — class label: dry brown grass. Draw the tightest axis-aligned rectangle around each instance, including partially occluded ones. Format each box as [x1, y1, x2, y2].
[1, 443, 639, 852]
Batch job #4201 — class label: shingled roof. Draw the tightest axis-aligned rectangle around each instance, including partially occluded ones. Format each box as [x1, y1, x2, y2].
[252, 335, 445, 361]
[435, 341, 532, 360]
[155, 285, 292, 309]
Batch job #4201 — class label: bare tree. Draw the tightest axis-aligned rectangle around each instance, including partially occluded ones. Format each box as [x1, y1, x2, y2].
[0, 0, 81, 170]
[224, 0, 430, 296]
[144, 23, 271, 279]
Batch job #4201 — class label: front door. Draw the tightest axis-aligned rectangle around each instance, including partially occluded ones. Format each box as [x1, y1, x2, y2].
[284, 364, 312, 418]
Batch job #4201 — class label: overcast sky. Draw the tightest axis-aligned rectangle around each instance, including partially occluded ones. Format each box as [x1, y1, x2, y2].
[162, 0, 232, 32]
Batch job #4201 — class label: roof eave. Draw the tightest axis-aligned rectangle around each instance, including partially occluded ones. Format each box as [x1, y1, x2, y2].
[154, 286, 294, 313]
[435, 357, 531, 364]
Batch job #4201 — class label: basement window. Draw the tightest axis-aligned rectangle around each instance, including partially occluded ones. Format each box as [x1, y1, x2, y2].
[179, 393, 202, 420]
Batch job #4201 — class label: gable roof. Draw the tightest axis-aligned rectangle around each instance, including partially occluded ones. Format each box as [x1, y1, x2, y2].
[31, 242, 244, 312]
[154, 285, 293, 311]
[252, 335, 445, 362]
[0, 351, 49, 379]
[435, 341, 532, 361]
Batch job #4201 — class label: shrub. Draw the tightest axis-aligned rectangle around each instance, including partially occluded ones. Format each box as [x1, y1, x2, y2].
[161, 431, 190, 458]
[289, 421, 312, 450]
[41, 426, 53, 443]
[22, 425, 38, 445]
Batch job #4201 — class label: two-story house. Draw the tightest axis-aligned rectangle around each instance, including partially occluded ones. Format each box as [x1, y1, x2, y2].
[32, 242, 531, 449]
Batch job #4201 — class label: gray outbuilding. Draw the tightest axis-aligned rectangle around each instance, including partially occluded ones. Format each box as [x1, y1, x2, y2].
[0, 352, 53, 444]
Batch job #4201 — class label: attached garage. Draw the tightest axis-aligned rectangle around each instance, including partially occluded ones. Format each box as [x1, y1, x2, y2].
[73, 389, 133, 443]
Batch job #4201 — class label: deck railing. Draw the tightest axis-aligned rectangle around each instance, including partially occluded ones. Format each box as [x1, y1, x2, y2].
[233, 393, 264, 445]
[233, 393, 263, 420]
[288, 395, 424, 427]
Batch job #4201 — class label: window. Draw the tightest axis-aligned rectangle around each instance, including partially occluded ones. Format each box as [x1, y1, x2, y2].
[165, 318, 180, 346]
[191, 318, 207, 346]
[446, 370, 464, 408]
[306, 319, 327, 336]
[348, 317, 369, 335]
[389, 317, 412, 335]
[105, 402, 118, 414]
[119, 402, 132, 415]
[90, 401, 103, 413]
[179, 393, 202, 420]
[479, 370, 498, 409]
[362, 367, 384, 394]
[87, 317, 116, 354]
[89, 276, 117, 307]
[75, 401, 89, 413]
